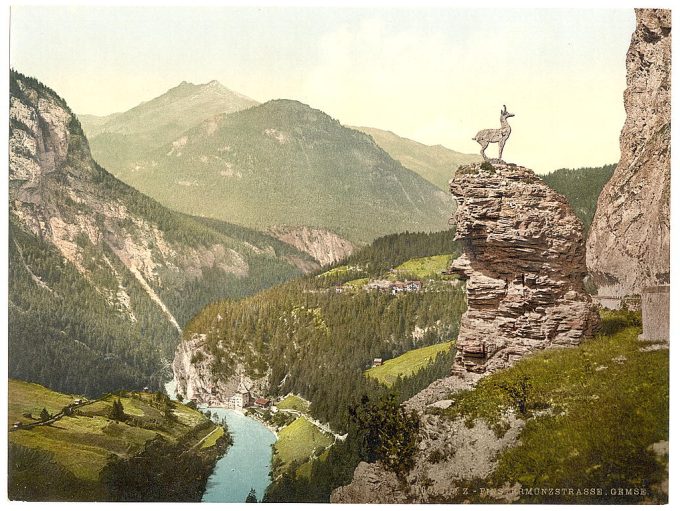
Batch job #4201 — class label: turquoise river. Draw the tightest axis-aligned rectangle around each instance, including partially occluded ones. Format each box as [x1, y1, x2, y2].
[165, 380, 276, 502]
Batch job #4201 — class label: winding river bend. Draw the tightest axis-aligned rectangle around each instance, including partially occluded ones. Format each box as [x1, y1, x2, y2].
[165, 380, 276, 502]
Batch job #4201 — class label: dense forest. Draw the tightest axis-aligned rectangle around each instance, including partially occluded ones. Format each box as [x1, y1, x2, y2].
[185, 228, 465, 429]
[8, 214, 312, 396]
[541, 164, 616, 234]
[340, 227, 460, 277]
[263, 347, 456, 503]
[9, 218, 177, 395]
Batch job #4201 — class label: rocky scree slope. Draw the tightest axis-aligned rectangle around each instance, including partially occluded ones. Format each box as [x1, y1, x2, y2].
[267, 225, 356, 266]
[8, 71, 313, 396]
[587, 9, 671, 296]
[449, 163, 600, 374]
[95, 98, 453, 245]
[331, 371, 520, 504]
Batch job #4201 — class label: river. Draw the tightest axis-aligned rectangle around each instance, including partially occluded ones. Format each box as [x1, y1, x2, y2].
[165, 380, 276, 503]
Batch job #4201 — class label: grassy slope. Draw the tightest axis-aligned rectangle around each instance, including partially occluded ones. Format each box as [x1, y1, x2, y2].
[352, 126, 481, 191]
[365, 340, 455, 387]
[276, 394, 311, 413]
[8, 381, 81, 423]
[200, 426, 226, 449]
[8, 380, 221, 500]
[440, 311, 668, 504]
[273, 417, 334, 475]
[393, 254, 453, 279]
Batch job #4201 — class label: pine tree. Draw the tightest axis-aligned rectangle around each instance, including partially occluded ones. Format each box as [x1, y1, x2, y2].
[110, 399, 126, 421]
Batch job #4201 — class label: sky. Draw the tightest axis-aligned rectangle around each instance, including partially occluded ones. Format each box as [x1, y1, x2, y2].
[9, 5, 636, 173]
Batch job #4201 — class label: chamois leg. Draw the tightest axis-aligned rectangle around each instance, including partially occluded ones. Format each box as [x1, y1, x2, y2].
[498, 138, 505, 160]
[479, 140, 489, 161]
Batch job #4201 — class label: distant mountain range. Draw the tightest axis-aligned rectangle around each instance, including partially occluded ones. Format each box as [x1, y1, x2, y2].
[352, 126, 481, 191]
[9, 71, 317, 396]
[79, 80, 258, 172]
[80, 85, 454, 245]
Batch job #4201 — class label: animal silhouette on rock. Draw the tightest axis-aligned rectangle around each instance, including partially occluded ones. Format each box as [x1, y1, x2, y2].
[473, 105, 515, 162]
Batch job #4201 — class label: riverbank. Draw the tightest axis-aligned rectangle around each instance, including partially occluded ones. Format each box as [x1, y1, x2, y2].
[165, 378, 277, 502]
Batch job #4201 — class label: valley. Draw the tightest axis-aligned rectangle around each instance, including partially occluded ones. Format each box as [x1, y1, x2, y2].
[6, 5, 669, 504]
[9, 70, 317, 397]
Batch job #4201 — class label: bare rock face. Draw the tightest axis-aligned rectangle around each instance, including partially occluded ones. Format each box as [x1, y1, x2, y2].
[587, 9, 671, 297]
[449, 163, 600, 373]
[173, 334, 267, 406]
[267, 225, 355, 267]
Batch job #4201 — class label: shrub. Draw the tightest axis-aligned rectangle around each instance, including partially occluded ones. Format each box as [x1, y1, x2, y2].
[496, 374, 532, 416]
[350, 393, 421, 478]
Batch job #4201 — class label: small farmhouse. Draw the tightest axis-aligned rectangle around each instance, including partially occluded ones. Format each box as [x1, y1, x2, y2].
[254, 397, 271, 408]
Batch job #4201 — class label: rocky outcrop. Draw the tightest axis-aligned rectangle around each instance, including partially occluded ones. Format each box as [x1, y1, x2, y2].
[587, 9, 671, 297]
[268, 226, 356, 266]
[331, 372, 520, 504]
[449, 163, 600, 374]
[173, 334, 267, 406]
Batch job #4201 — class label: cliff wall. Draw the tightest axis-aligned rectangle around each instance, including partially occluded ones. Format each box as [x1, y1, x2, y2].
[587, 9, 671, 297]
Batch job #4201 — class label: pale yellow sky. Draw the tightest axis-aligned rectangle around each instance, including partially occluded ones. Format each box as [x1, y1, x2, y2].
[10, 6, 636, 172]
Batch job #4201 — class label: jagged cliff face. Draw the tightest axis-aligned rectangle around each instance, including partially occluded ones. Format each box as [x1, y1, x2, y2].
[10, 74, 248, 330]
[173, 334, 268, 405]
[268, 226, 356, 266]
[449, 163, 600, 373]
[587, 9, 671, 297]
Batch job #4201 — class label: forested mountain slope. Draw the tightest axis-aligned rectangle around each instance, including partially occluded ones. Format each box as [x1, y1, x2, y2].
[540, 164, 616, 234]
[174, 228, 465, 430]
[9, 70, 315, 396]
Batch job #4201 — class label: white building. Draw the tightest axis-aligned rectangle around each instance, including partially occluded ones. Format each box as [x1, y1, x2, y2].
[228, 380, 251, 409]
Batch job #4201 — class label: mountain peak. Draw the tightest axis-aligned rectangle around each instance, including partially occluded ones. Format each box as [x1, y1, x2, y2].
[169, 79, 225, 94]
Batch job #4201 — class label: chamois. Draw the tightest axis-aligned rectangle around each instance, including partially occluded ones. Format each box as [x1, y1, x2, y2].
[473, 105, 515, 161]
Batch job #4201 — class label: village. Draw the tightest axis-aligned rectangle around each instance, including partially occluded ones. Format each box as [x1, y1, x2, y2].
[334, 278, 423, 294]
